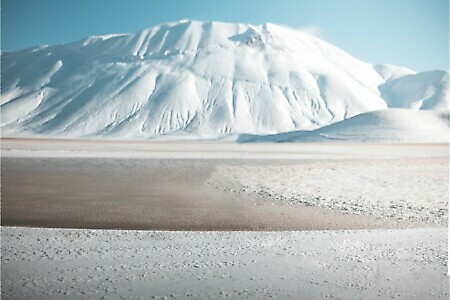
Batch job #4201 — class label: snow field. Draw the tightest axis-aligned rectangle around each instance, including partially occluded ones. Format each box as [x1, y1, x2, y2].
[209, 158, 449, 226]
[1, 227, 448, 299]
[1, 142, 448, 298]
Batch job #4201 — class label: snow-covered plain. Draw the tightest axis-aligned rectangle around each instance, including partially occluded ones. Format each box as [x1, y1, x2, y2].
[1, 140, 448, 298]
[1, 227, 448, 299]
[2, 138, 448, 159]
[210, 158, 449, 226]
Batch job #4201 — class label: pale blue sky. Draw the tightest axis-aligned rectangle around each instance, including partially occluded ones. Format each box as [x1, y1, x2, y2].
[2, 0, 448, 71]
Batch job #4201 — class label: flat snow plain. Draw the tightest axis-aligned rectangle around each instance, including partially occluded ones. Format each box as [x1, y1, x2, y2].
[1, 139, 449, 299]
[2, 227, 447, 299]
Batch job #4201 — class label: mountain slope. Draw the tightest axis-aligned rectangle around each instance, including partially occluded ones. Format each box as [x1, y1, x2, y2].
[238, 109, 450, 143]
[1, 20, 448, 139]
[379, 70, 449, 110]
[2, 20, 386, 138]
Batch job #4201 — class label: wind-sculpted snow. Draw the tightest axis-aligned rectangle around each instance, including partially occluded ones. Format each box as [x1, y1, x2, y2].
[379, 70, 449, 110]
[1, 20, 448, 139]
[238, 109, 450, 143]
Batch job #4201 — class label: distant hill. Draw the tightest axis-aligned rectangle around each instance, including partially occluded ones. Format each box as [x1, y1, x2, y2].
[238, 109, 449, 143]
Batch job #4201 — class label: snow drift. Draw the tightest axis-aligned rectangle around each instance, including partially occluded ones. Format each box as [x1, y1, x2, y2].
[238, 109, 450, 143]
[1, 20, 449, 140]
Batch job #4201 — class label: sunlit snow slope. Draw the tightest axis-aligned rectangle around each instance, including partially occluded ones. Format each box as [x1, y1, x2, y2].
[1, 20, 449, 139]
[238, 109, 450, 143]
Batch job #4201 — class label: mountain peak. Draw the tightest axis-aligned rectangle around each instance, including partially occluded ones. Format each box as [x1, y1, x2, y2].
[1, 20, 448, 139]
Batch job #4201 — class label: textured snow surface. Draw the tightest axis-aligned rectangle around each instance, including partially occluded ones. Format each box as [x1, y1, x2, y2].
[2, 227, 448, 299]
[2, 141, 447, 230]
[238, 109, 450, 143]
[2, 20, 448, 139]
[210, 157, 449, 225]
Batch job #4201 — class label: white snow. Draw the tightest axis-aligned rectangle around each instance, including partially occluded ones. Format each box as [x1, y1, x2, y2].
[373, 64, 416, 81]
[209, 157, 449, 225]
[380, 70, 449, 110]
[2, 139, 448, 159]
[239, 109, 450, 143]
[3, 20, 447, 140]
[1, 140, 448, 298]
[2, 227, 448, 299]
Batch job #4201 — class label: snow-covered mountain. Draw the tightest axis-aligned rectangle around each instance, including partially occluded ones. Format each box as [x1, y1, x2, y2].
[1, 20, 449, 139]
